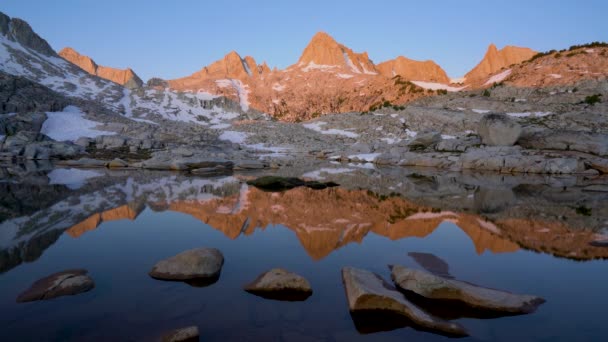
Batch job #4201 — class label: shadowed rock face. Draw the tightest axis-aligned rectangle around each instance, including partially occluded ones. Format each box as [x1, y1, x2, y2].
[390, 265, 545, 314]
[59, 47, 143, 88]
[16, 269, 94, 302]
[341, 267, 468, 337]
[0, 14, 56, 56]
[0, 71, 67, 114]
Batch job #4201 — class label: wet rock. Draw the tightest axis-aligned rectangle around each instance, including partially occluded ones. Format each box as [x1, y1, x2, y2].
[107, 158, 128, 168]
[390, 265, 545, 314]
[247, 176, 338, 191]
[149, 248, 224, 281]
[477, 113, 521, 146]
[341, 267, 467, 337]
[244, 268, 312, 301]
[161, 326, 199, 342]
[408, 130, 441, 149]
[17, 269, 94, 302]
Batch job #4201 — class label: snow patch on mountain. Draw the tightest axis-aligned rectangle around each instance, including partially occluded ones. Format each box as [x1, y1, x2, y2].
[41, 106, 115, 141]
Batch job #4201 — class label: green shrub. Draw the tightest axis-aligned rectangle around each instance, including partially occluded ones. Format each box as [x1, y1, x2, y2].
[437, 89, 448, 95]
[584, 94, 602, 105]
[482, 89, 491, 97]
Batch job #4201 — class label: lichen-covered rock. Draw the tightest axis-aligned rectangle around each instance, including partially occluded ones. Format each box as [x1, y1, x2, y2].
[149, 248, 224, 281]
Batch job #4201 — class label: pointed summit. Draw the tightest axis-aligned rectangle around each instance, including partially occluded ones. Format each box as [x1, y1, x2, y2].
[297, 31, 377, 74]
[465, 43, 536, 82]
[59, 47, 143, 88]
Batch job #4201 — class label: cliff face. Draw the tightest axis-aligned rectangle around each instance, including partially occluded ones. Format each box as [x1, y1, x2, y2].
[59, 47, 143, 88]
[377, 56, 450, 83]
[464, 44, 536, 82]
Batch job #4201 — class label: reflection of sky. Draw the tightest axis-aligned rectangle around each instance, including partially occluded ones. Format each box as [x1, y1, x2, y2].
[0, 209, 607, 341]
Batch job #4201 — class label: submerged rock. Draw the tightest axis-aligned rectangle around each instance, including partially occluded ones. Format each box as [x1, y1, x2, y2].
[17, 269, 94, 302]
[161, 326, 199, 342]
[247, 176, 338, 191]
[341, 267, 467, 337]
[408, 252, 453, 279]
[149, 248, 224, 281]
[244, 268, 312, 301]
[477, 113, 521, 146]
[390, 265, 545, 314]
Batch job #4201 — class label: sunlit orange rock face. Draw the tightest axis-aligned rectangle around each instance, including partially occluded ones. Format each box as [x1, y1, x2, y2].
[377, 56, 450, 83]
[65, 186, 608, 261]
[501, 46, 608, 88]
[165, 32, 438, 120]
[464, 44, 537, 83]
[59, 47, 143, 88]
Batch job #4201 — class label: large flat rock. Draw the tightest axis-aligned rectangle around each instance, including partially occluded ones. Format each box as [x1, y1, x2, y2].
[17, 269, 94, 302]
[341, 267, 467, 337]
[149, 248, 224, 281]
[390, 265, 545, 314]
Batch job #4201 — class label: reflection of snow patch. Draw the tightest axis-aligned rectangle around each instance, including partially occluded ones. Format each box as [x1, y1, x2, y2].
[48, 168, 102, 190]
[348, 153, 380, 162]
[472, 109, 491, 114]
[302, 168, 355, 180]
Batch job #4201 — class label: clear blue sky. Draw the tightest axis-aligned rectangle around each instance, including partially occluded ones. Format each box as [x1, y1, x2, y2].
[2, 0, 606, 81]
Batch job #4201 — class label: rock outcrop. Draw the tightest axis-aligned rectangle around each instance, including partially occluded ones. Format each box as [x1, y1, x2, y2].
[465, 44, 536, 82]
[16, 269, 95, 302]
[341, 267, 468, 336]
[59, 47, 143, 88]
[390, 265, 545, 314]
[377, 56, 450, 83]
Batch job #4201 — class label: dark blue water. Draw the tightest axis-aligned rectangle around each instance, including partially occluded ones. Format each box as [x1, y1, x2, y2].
[1, 204, 607, 341]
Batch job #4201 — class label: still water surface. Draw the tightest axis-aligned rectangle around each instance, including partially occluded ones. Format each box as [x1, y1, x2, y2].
[0, 167, 607, 341]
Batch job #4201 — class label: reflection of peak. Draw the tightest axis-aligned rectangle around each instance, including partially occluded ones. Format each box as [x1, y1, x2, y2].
[163, 186, 521, 260]
[66, 202, 145, 238]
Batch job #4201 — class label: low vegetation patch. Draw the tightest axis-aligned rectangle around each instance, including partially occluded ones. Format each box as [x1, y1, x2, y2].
[583, 94, 602, 106]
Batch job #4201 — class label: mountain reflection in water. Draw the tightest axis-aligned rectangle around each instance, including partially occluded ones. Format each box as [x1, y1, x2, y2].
[1, 166, 607, 274]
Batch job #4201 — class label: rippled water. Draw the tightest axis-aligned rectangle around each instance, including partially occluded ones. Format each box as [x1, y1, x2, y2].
[0, 164, 607, 341]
